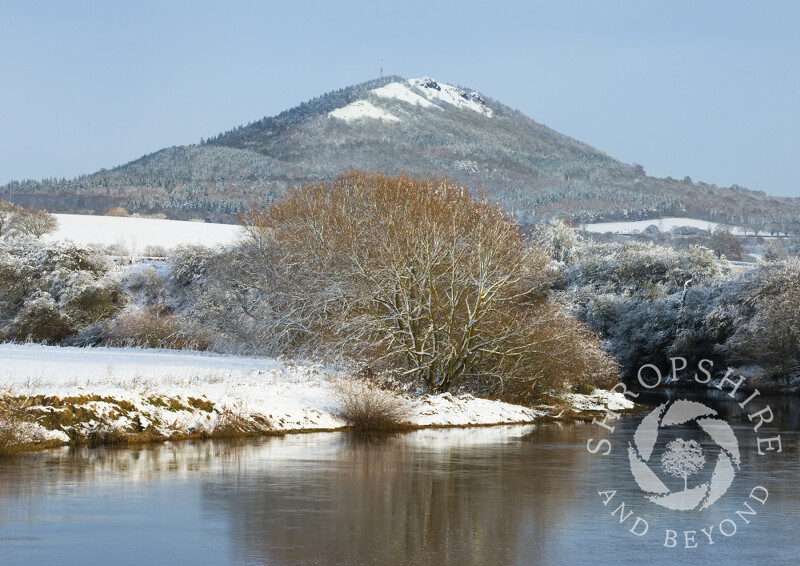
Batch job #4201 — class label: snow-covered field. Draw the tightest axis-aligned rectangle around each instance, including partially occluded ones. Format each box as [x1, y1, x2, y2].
[581, 217, 752, 235]
[0, 344, 632, 447]
[46, 214, 244, 250]
[44, 214, 757, 253]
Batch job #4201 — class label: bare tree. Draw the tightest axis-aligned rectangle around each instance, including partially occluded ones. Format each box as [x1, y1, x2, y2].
[709, 229, 743, 261]
[13, 208, 59, 238]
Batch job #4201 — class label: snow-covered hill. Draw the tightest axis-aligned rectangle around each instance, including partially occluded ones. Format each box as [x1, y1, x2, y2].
[5, 75, 798, 229]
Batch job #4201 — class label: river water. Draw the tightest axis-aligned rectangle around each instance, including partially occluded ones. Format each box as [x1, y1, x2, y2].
[1, 390, 797, 565]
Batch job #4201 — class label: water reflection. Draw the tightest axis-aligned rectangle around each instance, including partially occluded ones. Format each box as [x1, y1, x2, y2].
[201, 426, 591, 566]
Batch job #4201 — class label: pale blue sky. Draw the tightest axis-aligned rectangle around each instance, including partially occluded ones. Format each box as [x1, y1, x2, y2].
[1, 1, 798, 196]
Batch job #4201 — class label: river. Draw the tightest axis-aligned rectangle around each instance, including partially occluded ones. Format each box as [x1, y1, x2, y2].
[1, 389, 797, 565]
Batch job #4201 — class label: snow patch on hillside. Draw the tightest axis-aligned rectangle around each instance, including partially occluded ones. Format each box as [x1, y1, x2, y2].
[372, 82, 435, 107]
[582, 217, 753, 235]
[46, 214, 243, 250]
[409, 77, 493, 116]
[329, 100, 400, 122]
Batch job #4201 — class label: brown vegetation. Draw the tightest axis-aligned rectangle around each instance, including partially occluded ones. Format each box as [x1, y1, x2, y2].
[331, 378, 412, 430]
[708, 228, 744, 261]
[101, 308, 212, 350]
[14, 295, 76, 343]
[0, 395, 28, 456]
[105, 206, 130, 217]
[0, 392, 279, 454]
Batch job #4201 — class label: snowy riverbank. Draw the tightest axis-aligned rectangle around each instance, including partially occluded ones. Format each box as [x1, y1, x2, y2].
[0, 344, 634, 449]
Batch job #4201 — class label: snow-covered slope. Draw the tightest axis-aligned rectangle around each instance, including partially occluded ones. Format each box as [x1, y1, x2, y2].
[329, 100, 400, 122]
[46, 214, 244, 250]
[582, 217, 753, 235]
[372, 82, 435, 107]
[408, 77, 493, 116]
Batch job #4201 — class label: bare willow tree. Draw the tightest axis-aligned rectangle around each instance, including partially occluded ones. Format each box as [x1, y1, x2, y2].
[234, 172, 616, 394]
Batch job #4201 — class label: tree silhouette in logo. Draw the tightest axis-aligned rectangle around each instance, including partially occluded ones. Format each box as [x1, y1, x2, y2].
[661, 439, 705, 491]
[629, 400, 740, 510]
